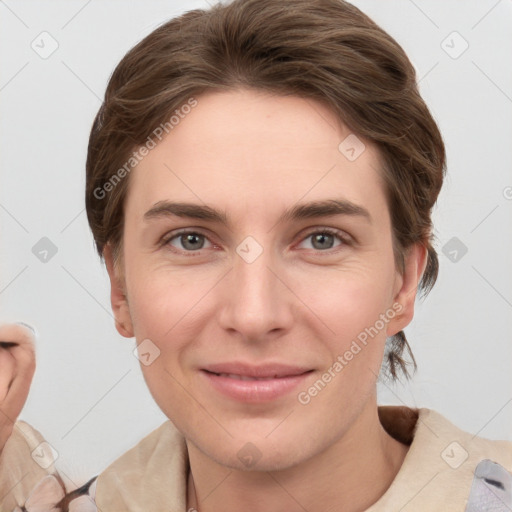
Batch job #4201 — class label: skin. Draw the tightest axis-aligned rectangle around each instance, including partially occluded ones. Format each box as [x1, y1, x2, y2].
[0, 324, 36, 455]
[104, 88, 427, 512]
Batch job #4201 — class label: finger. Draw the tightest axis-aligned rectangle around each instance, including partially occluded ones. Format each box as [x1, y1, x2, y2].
[0, 322, 36, 356]
[0, 323, 36, 439]
[0, 323, 36, 370]
[0, 346, 16, 402]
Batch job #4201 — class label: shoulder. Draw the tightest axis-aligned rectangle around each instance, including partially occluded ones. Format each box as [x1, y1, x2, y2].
[370, 407, 512, 511]
[416, 408, 512, 470]
[95, 420, 188, 511]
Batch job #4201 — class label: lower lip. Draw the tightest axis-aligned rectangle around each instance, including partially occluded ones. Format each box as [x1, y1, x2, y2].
[201, 370, 312, 403]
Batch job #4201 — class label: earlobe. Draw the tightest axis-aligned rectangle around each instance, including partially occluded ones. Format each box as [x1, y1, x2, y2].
[103, 244, 134, 338]
[386, 243, 428, 337]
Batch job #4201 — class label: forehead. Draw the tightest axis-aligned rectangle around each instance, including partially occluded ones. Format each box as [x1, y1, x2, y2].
[125, 89, 388, 225]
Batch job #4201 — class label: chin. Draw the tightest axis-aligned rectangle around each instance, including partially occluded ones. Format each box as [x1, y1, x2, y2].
[199, 430, 317, 473]
[220, 447, 309, 473]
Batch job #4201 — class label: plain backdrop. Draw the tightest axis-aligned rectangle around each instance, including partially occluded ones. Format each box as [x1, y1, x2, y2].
[1, 0, 511, 484]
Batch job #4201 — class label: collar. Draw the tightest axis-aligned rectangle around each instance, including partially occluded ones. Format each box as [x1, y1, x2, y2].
[95, 406, 512, 511]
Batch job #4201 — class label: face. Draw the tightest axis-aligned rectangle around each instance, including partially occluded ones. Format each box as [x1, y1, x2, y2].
[105, 88, 424, 471]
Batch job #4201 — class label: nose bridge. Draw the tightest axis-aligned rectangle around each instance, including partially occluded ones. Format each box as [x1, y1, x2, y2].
[219, 236, 291, 338]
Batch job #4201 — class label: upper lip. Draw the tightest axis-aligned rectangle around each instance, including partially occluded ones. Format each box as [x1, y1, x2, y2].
[202, 362, 312, 378]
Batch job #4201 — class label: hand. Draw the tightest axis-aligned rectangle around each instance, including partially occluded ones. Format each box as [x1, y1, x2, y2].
[0, 323, 36, 454]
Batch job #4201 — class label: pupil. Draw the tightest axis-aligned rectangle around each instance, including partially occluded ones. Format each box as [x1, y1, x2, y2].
[183, 234, 203, 250]
[314, 233, 332, 249]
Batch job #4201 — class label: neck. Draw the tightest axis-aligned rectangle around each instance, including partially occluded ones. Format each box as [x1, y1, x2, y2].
[186, 401, 409, 512]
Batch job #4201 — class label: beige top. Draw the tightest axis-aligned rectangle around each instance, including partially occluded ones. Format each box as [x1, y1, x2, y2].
[0, 421, 60, 510]
[2, 407, 511, 511]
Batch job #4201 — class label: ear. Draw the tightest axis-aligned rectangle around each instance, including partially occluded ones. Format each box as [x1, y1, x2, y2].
[386, 243, 428, 337]
[103, 244, 134, 338]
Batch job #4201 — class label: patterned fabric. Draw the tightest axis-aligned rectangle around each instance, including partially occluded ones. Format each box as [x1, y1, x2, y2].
[465, 459, 512, 512]
[3, 410, 511, 511]
[12, 474, 97, 512]
[12, 459, 512, 512]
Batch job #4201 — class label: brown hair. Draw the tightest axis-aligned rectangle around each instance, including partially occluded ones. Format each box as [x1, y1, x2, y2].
[85, 0, 446, 380]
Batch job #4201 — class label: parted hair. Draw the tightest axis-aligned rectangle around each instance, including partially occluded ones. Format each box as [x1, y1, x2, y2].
[85, 0, 446, 380]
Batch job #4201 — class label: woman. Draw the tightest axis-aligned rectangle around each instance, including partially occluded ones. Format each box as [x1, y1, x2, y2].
[1, 0, 511, 510]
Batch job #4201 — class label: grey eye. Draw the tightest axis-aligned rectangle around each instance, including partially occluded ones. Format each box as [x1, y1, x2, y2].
[168, 232, 213, 251]
[297, 230, 344, 251]
[311, 233, 336, 250]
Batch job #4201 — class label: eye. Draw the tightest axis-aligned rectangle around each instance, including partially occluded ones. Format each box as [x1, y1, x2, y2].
[164, 230, 213, 252]
[296, 228, 348, 251]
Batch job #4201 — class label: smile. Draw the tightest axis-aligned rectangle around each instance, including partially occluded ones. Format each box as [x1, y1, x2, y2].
[212, 373, 288, 381]
[200, 364, 313, 402]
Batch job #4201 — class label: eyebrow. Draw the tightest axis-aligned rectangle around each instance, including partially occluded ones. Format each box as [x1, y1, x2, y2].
[143, 199, 372, 226]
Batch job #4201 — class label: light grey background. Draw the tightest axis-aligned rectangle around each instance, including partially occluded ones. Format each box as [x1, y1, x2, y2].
[1, 0, 511, 484]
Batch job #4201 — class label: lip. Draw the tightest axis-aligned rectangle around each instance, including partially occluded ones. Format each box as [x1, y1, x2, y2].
[201, 362, 313, 402]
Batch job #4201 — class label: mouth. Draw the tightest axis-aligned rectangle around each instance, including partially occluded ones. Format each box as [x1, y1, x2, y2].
[206, 372, 293, 381]
[200, 363, 314, 402]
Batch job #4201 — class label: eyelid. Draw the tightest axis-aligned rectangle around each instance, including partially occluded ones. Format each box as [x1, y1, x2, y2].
[299, 226, 352, 242]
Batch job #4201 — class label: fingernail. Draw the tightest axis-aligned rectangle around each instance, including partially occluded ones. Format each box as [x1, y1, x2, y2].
[15, 322, 37, 336]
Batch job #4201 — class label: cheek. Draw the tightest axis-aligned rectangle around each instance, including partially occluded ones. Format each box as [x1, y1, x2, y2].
[127, 270, 204, 420]
[297, 274, 393, 399]
[292, 260, 395, 339]
[126, 265, 216, 405]
[291, 265, 396, 401]
[126, 262, 210, 342]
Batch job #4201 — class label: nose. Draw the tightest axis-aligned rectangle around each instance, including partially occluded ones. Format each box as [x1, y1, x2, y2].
[217, 239, 294, 342]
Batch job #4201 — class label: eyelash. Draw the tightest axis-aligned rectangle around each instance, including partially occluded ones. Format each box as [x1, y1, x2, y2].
[160, 227, 351, 256]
